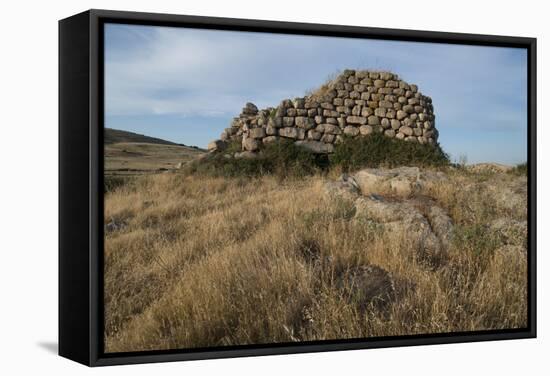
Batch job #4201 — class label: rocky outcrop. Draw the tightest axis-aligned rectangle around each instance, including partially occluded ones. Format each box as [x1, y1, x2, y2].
[324, 167, 453, 268]
[209, 69, 438, 154]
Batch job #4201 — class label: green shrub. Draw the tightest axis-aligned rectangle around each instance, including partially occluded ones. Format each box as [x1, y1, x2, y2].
[330, 133, 449, 172]
[183, 139, 325, 178]
[186, 134, 449, 178]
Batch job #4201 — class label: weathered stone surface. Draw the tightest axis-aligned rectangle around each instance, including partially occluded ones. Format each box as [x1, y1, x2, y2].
[399, 126, 414, 136]
[368, 115, 380, 126]
[295, 116, 315, 129]
[321, 133, 335, 143]
[378, 87, 393, 95]
[268, 116, 283, 128]
[361, 107, 374, 117]
[283, 117, 294, 126]
[295, 140, 335, 153]
[242, 102, 258, 115]
[337, 117, 347, 128]
[359, 125, 374, 135]
[323, 124, 342, 135]
[374, 107, 386, 117]
[262, 135, 279, 144]
[384, 129, 395, 137]
[266, 124, 278, 136]
[323, 109, 339, 117]
[323, 168, 453, 268]
[344, 126, 360, 136]
[286, 108, 297, 117]
[346, 116, 367, 125]
[351, 105, 362, 116]
[249, 127, 266, 139]
[396, 110, 407, 120]
[242, 138, 260, 151]
[307, 129, 322, 140]
[207, 139, 227, 151]
[403, 118, 414, 127]
[279, 127, 299, 139]
[292, 97, 305, 109]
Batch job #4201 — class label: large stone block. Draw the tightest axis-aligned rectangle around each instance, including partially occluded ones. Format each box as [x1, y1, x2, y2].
[283, 116, 295, 126]
[295, 140, 335, 154]
[368, 115, 380, 125]
[359, 125, 374, 135]
[374, 107, 386, 117]
[374, 79, 386, 88]
[207, 139, 227, 151]
[399, 126, 414, 136]
[344, 126, 360, 136]
[346, 116, 368, 125]
[295, 116, 314, 129]
[279, 127, 299, 139]
[242, 138, 260, 151]
[323, 124, 342, 135]
[249, 127, 266, 139]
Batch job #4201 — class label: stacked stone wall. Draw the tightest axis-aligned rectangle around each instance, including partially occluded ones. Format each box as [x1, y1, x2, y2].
[208, 69, 438, 154]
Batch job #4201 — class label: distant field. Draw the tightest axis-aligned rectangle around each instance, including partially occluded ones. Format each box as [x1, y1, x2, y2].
[104, 142, 205, 176]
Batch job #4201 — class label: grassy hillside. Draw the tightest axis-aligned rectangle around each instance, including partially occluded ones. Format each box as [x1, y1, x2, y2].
[104, 129, 206, 177]
[103, 168, 527, 353]
[105, 128, 186, 146]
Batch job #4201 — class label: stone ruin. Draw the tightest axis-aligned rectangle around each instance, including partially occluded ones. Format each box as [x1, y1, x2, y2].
[208, 69, 439, 155]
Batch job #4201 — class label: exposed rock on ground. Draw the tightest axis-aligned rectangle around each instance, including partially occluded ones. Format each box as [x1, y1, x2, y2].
[324, 167, 454, 268]
[353, 166, 447, 198]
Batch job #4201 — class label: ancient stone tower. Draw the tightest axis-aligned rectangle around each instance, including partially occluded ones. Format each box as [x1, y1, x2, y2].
[208, 70, 438, 154]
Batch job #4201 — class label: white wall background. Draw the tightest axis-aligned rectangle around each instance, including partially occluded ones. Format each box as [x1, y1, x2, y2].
[0, 0, 547, 374]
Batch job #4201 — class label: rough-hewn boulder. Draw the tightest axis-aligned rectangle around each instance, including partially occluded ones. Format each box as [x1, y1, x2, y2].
[207, 139, 227, 152]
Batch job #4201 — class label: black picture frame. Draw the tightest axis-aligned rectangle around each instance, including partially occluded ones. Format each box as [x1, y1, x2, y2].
[59, 8, 537, 367]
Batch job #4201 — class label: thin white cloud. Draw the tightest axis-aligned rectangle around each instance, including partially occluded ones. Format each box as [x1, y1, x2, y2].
[104, 23, 528, 149]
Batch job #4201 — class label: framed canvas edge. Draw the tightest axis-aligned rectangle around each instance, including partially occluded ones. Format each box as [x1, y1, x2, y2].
[59, 8, 537, 367]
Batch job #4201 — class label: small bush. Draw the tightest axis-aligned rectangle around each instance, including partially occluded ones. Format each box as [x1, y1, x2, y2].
[330, 133, 449, 172]
[104, 175, 134, 193]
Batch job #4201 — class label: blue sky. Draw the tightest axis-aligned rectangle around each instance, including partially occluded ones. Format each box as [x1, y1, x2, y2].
[104, 23, 527, 164]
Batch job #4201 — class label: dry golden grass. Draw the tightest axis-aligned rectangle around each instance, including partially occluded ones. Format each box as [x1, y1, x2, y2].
[104, 169, 527, 353]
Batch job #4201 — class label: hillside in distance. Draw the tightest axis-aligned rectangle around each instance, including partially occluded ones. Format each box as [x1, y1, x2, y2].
[105, 128, 199, 147]
[104, 128, 205, 176]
